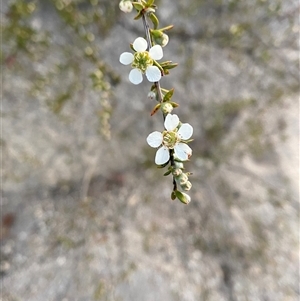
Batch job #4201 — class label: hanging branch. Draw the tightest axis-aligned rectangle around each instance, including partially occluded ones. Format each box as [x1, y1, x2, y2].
[119, 0, 194, 204]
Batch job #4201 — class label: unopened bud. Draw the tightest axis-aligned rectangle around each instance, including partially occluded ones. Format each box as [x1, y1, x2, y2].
[174, 162, 184, 169]
[181, 192, 191, 204]
[148, 91, 156, 100]
[178, 173, 188, 185]
[160, 33, 169, 47]
[181, 181, 192, 191]
[172, 168, 182, 177]
[161, 102, 173, 114]
[119, 0, 133, 13]
[151, 30, 169, 47]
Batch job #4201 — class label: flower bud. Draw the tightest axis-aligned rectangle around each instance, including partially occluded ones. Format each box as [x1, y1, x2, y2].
[148, 91, 156, 100]
[181, 192, 191, 204]
[174, 190, 191, 204]
[174, 162, 184, 169]
[178, 173, 188, 185]
[172, 168, 182, 177]
[151, 30, 169, 47]
[181, 181, 192, 191]
[161, 102, 173, 114]
[119, 0, 133, 13]
[159, 33, 169, 47]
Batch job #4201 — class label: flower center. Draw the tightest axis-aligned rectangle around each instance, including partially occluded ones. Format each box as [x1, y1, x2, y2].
[162, 131, 179, 149]
[132, 51, 153, 73]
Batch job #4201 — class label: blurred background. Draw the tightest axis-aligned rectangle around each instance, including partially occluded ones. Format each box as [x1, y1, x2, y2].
[1, 0, 299, 300]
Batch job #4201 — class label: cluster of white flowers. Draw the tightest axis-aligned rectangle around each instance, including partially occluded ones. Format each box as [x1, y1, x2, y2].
[118, 1, 193, 204]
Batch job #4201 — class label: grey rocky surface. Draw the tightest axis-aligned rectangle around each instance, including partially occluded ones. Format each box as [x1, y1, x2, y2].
[1, 1, 299, 300]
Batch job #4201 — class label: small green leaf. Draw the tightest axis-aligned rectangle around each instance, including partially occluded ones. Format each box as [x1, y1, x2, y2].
[149, 12, 159, 29]
[163, 63, 178, 70]
[171, 191, 176, 200]
[182, 139, 194, 143]
[134, 11, 143, 20]
[161, 88, 169, 94]
[160, 25, 174, 32]
[150, 84, 156, 91]
[170, 101, 179, 108]
[147, 0, 155, 6]
[163, 169, 172, 176]
[160, 61, 172, 67]
[132, 2, 144, 11]
[163, 88, 174, 102]
[150, 103, 161, 116]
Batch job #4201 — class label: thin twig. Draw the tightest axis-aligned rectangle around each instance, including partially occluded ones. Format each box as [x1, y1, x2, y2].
[142, 14, 164, 105]
[141, 12, 177, 189]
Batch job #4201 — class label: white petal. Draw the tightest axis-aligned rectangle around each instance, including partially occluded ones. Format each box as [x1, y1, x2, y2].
[164, 114, 179, 131]
[133, 37, 148, 52]
[119, 52, 134, 65]
[145, 66, 161, 82]
[155, 147, 170, 165]
[129, 68, 143, 85]
[178, 123, 193, 140]
[149, 45, 163, 60]
[174, 143, 192, 161]
[146, 131, 163, 148]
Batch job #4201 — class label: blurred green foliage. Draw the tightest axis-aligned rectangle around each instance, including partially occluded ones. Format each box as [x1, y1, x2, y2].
[2, 0, 120, 139]
[2, 0, 297, 148]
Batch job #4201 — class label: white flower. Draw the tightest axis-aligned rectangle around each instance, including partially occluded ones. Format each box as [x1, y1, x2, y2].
[146, 113, 193, 165]
[119, 37, 163, 85]
[119, 0, 133, 13]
